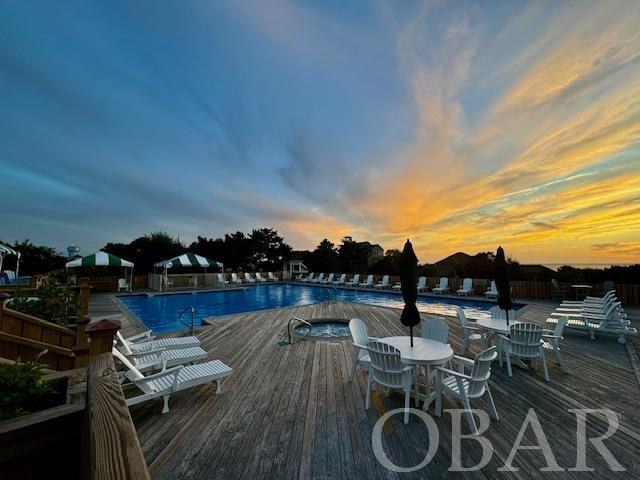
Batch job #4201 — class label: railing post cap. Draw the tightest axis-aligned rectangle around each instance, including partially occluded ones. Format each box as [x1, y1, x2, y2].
[76, 315, 91, 325]
[86, 318, 122, 334]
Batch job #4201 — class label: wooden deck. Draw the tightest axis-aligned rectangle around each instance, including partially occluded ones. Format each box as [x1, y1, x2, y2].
[129, 301, 640, 479]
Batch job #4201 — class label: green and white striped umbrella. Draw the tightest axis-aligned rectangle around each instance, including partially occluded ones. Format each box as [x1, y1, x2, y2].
[0, 243, 18, 258]
[66, 251, 134, 268]
[154, 253, 221, 269]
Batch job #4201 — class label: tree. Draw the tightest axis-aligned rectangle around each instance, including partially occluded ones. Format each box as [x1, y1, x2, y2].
[310, 239, 340, 272]
[248, 228, 292, 270]
[337, 236, 369, 272]
[1, 240, 66, 276]
[369, 249, 402, 274]
[103, 231, 184, 273]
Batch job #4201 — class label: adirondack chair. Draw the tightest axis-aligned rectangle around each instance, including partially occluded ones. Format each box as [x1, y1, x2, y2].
[255, 273, 268, 283]
[366, 341, 414, 424]
[217, 273, 229, 286]
[541, 315, 568, 374]
[374, 275, 390, 290]
[231, 273, 243, 285]
[421, 318, 450, 344]
[112, 349, 232, 414]
[348, 318, 378, 381]
[117, 345, 207, 374]
[499, 323, 549, 381]
[116, 330, 200, 354]
[490, 306, 517, 321]
[435, 347, 499, 435]
[268, 272, 278, 282]
[345, 274, 360, 287]
[117, 278, 130, 292]
[432, 277, 449, 294]
[456, 307, 486, 355]
[244, 273, 256, 283]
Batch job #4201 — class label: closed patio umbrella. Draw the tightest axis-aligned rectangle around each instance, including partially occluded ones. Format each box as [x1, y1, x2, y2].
[494, 246, 513, 326]
[399, 239, 420, 347]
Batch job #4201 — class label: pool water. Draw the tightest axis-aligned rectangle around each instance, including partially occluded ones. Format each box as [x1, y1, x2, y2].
[295, 321, 351, 338]
[117, 283, 523, 334]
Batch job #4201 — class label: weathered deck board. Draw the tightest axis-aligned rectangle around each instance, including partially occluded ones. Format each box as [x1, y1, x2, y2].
[129, 301, 640, 479]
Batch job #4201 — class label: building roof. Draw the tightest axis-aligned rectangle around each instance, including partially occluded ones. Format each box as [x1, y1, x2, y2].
[434, 252, 471, 265]
[355, 241, 383, 251]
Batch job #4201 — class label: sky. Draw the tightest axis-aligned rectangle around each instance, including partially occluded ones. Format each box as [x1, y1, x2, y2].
[1, 0, 639, 264]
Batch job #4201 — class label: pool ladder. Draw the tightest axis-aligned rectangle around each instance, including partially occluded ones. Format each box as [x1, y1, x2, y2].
[286, 317, 312, 344]
[178, 306, 196, 336]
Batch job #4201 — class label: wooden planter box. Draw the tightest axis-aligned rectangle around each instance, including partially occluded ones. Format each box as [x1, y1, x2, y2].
[0, 369, 86, 479]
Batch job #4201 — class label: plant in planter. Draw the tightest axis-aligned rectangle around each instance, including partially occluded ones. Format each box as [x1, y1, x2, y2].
[10, 276, 80, 326]
[0, 361, 62, 421]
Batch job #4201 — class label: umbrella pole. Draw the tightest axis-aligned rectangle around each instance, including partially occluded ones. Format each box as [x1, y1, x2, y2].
[15, 253, 20, 278]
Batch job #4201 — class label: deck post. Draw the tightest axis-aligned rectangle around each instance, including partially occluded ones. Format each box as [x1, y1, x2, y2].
[72, 315, 91, 368]
[78, 277, 91, 316]
[83, 319, 150, 480]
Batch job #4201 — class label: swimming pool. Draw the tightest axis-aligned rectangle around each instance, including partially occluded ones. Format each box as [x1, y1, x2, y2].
[117, 284, 523, 333]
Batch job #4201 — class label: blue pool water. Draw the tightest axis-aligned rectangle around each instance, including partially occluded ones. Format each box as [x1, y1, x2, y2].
[295, 321, 351, 338]
[117, 284, 523, 333]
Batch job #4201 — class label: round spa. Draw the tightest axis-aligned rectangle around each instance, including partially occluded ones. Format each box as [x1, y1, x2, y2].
[293, 318, 351, 340]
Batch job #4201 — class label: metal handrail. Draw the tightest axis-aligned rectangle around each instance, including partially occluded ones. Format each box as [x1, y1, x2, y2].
[287, 317, 312, 344]
[178, 306, 196, 336]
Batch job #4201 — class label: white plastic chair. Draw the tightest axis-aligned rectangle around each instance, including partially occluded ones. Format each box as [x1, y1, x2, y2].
[217, 273, 229, 286]
[268, 272, 278, 282]
[112, 349, 232, 414]
[417, 276, 427, 292]
[345, 274, 360, 287]
[456, 307, 486, 355]
[348, 318, 378, 381]
[313, 273, 325, 284]
[499, 323, 549, 381]
[374, 275, 390, 289]
[116, 331, 200, 354]
[365, 341, 414, 424]
[231, 273, 243, 285]
[359, 275, 374, 288]
[255, 273, 268, 283]
[321, 273, 335, 284]
[332, 273, 346, 285]
[490, 305, 517, 321]
[244, 273, 256, 283]
[485, 281, 498, 299]
[456, 278, 473, 296]
[542, 316, 568, 374]
[432, 277, 449, 294]
[435, 347, 499, 434]
[119, 345, 207, 374]
[117, 278, 130, 292]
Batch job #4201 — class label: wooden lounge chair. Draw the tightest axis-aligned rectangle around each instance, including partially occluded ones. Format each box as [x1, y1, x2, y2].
[112, 349, 232, 414]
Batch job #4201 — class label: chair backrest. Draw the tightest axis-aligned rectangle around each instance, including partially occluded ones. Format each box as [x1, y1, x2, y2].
[256, 273, 263, 280]
[365, 274, 373, 284]
[462, 278, 472, 290]
[112, 349, 156, 394]
[439, 277, 448, 288]
[116, 331, 133, 355]
[317, 273, 324, 281]
[421, 318, 449, 344]
[456, 306, 469, 327]
[349, 318, 369, 347]
[509, 323, 543, 357]
[326, 273, 334, 282]
[551, 279, 560, 292]
[603, 281, 614, 293]
[217, 273, 224, 282]
[367, 341, 406, 388]
[380, 275, 389, 285]
[490, 306, 516, 320]
[553, 315, 568, 337]
[232, 273, 238, 281]
[467, 347, 497, 396]
[308, 272, 315, 280]
[417, 276, 426, 289]
[488, 280, 497, 292]
[337, 273, 346, 282]
[118, 278, 127, 288]
[268, 272, 276, 279]
[4, 270, 15, 280]
[244, 273, 252, 280]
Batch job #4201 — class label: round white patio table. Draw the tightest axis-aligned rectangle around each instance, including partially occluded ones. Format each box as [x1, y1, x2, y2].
[379, 336, 453, 411]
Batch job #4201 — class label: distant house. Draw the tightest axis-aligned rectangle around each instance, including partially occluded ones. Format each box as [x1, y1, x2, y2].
[355, 242, 384, 266]
[434, 252, 471, 277]
[519, 264, 555, 281]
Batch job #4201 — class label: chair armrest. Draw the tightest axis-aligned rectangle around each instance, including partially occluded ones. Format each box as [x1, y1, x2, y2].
[353, 343, 368, 350]
[498, 334, 511, 343]
[134, 365, 183, 384]
[542, 333, 563, 340]
[462, 325, 481, 332]
[126, 347, 167, 357]
[452, 355, 474, 366]
[368, 336, 380, 341]
[434, 366, 472, 380]
[126, 330, 154, 343]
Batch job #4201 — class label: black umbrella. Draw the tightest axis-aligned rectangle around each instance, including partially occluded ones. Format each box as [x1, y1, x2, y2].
[399, 239, 420, 347]
[494, 246, 513, 326]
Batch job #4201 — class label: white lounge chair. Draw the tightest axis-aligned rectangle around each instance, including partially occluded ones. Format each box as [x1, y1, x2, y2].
[300, 273, 314, 283]
[499, 323, 549, 381]
[268, 272, 278, 282]
[116, 331, 200, 354]
[435, 347, 499, 435]
[392, 282, 401, 290]
[345, 274, 360, 287]
[255, 273, 268, 283]
[348, 318, 378, 381]
[456, 278, 473, 296]
[541, 315, 568, 374]
[244, 273, 256, 283]
[333, 273, 346, 285]
[366, 341, 413, 424]
[313, 273, 325, 284]
[547, 305, 636, 344]
[432, 277, 449, 294]
[417, 276, 427, 292]
[485, 281, 498, 299]
[321, 273, 335, 284]
[112, 349, 232, 414]
[359, 275, 374, 288]
[231, 273, 243, 285]
[374, 275, 390, 290]
[217, 273, 229, 286]
[118, 345, 207, 373]
[117, 278, 130, 292]
[456, 307, 486, 355]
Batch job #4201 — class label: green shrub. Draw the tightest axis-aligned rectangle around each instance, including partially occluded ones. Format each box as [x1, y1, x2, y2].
[0, 361, 58, 420]
[10, 276, 80, 326]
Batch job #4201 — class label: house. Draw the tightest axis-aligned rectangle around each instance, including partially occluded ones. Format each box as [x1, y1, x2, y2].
[355, 242, 384, 266]
[519, 264, 555, 281]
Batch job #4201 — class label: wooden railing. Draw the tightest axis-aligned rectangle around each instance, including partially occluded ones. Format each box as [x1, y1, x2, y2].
[82, 319, 150, 479]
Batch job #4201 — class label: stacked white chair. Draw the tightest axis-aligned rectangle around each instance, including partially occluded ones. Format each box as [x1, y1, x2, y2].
[456, 307, 486, 355]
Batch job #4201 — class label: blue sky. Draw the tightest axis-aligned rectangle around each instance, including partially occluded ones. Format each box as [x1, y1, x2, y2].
[2, 1, 639, 263]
